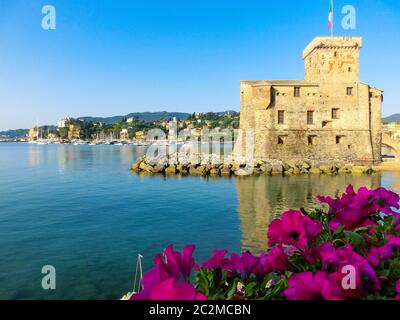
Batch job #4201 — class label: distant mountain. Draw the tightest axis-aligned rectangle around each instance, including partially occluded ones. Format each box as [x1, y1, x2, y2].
[0, 129, 28, 139]
[79, 111, 192, 123]
[1, 111, 238, 138]
[383, 114, 400, 123]
[0, 125, 57, 139]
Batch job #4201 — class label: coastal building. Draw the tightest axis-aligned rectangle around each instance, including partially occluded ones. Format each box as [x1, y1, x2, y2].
[135, 131, 146, 141]
[58, 117, 71, 128]
[120, 128, 133, 140]
[126, 117, 135, 124]
[239, 37, 383, 164]
[28, 127, 38, 141]
[68, 124, 80, 140]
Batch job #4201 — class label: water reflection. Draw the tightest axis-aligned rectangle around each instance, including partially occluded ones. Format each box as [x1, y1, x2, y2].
[236, 174, 382, 253]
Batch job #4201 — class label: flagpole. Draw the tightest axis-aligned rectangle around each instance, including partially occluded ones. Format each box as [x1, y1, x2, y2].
[331, 0, 334, 37]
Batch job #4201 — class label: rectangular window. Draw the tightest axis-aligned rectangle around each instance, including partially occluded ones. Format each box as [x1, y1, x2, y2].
[308, 135, 316, 146]
[294, 87, 300, 97]
[346, 87, 353, 96]
[307, 111, 314, 125]
[278, 136, 286, 145]
[278, 111, 285, 124]
[332, 108, 339, 119]
[336, 136, 344, 144]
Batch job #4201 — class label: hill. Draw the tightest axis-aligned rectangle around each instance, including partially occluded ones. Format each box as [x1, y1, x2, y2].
[0, 129, 29, 139]
[383, 114, 400, 123]
[79, 111, 192, 123]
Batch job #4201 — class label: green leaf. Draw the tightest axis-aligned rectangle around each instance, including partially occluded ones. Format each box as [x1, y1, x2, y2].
[344, 231, 364, 247]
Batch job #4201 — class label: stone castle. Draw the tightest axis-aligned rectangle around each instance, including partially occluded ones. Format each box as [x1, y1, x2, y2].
[239, 37, 383, 164]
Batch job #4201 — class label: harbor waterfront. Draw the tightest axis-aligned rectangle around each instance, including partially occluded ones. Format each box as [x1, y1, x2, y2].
[0, 142, 399, 300]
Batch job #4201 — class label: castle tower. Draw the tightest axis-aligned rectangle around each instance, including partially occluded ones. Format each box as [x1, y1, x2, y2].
[303, 37, 362, 85]
[238, 36, 382, 164]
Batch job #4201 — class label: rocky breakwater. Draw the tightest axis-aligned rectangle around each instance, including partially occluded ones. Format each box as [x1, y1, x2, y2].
[131, 153, 378, 177]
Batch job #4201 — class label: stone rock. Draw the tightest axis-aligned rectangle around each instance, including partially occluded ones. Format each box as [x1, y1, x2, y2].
[259, 163, 272, 174]
[271, 163, 283, 175]
[282, 162, 292, 171]
[301, 162, 311, 170]
[338, 168, 350, 174]
[351, 166, 367, 174]
[209, 168, 220, 176]
[131, 163, 140, 171]
[234, 169, 252, 176]
[151, 164, 165, 174]
[165, 165, 177, 175]
[176, 164, 188, 174]
[293, 167, 301, 175]
[189, 165, 206, 176]
[309, 167, 322, 174]
[284, 168, 294, 175]
[319, 165, 333, 174]
[139, 162, 154, 173]
[220, 167, 232, 176]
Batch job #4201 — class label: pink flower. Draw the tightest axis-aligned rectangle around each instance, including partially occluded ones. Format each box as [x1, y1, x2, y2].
[263, 246, 294, 273]
[328, 207, 376, 231]
[131, 278, 206, 300]
[317, 185, 356, 215]
[395, 280, 400, 301]
[319, 244, 380, 291]
[267, 210, 322, 249]
[136, 245, 196, 297]
[229, 252, 260, 280]
[153, 245, 196, 283]
[388, 235, 400, 247]
[318, 185, 400, 231]
[198, 249, 232, 271]
[367, 235, 400, 267]
[367, 244, 395, 267]
[372, 187, 399, 214]
[284, 272, 344, 300]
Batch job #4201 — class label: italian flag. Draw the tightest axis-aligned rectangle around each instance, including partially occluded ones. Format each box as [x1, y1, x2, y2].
[328, 0, 333, 30]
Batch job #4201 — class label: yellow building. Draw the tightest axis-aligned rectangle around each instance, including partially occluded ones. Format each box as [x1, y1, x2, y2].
[68, 124, 80, 140]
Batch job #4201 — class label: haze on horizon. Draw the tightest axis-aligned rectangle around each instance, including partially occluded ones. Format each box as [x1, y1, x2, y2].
[0, 0, 399, 131]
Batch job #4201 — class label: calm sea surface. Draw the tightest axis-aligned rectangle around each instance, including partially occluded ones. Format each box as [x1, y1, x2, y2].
[0, 143, 399, 300]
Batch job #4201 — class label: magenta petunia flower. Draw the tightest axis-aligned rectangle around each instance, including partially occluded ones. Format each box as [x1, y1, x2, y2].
[133, 244, 197, 300]
[319, 244, 380, 291]
[328, 207, 376, 231]
[388, 235, 400, 247]
[372, 187, 400, 214]
[284, 272, 344, 300]
[317, 185, 356, 215]
[367, 244, 394, 267]
[152, 244, 196, 283]
[198, 249, 232, 271]
[229, 252, 260, 280]
[267, 210, 322, 249]
[263, 246, 295, 273]
[318, 185, 400, 231]
[131, 278, 207, 300]
[395, 280, 400, 301]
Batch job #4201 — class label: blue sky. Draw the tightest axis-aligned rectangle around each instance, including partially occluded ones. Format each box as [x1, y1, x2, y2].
[0, 0, 399, 130]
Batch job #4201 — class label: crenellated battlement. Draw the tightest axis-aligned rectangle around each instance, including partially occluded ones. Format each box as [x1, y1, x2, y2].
[302, 37, 362, 59]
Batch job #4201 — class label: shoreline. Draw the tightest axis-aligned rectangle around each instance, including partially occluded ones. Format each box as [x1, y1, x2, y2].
[131, 154, 399, 177]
